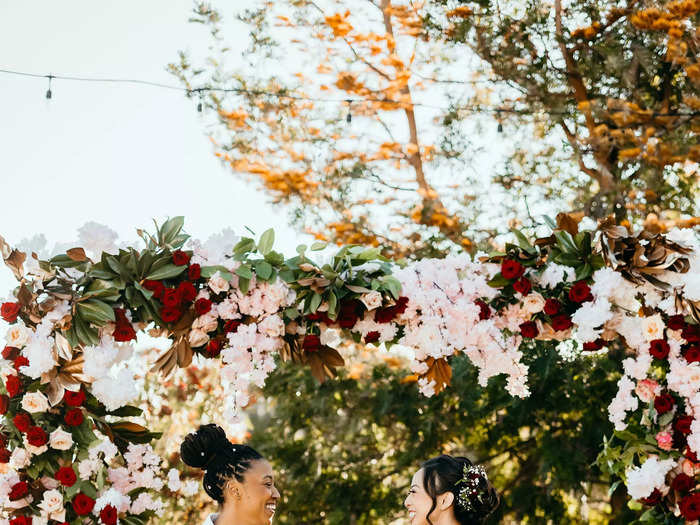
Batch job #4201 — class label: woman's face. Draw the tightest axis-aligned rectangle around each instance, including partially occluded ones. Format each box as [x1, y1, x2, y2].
[404, 468, 440, 525]
[233, 459, 280, 524]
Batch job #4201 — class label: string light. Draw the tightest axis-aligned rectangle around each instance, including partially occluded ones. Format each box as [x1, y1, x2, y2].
[345, 99, 352, 123]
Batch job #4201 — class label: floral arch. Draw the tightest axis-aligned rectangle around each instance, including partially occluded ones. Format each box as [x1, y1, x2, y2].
[1, 215, 699, 524]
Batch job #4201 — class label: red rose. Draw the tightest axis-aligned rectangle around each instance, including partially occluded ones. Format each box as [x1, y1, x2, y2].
[686, 447, 699, 463]
[303, 334, 321, 352]
[9, 517, 33, 525]
[63, 389, 86, 407]
[654, 393, 675, 415]
[640, 488, 662, 506]
[568, 281, 592, 303]
[27, 426, 48, 447]
[0, 449, 10, 463]
[206, 339, 223, 358]
[582, 339, 605, 352]
[65, 408, 84, 427]
[374, 307, 396, 324]
[337, 300, 361, 328]
[1, 302, 21, 323]
[680, 492, 700, 520]
[675, 416, 694, 435]
[13, 413, 32, 433]
[395, 297, 409, 315]
[9, 481, 29, 501]
[475, 300, 491, 320]
[682, 324, 700, 343]
[668, 315, 686, 331]
[685, 346, 700, 364]
[543, 299, 561, 316]
[0, 434, 5, 448]
[513, 277, 532, 295]
[649, 339, 670, 360]
[100, 504, 119, 525]
[6, 375, 21, 398]
[160, 306, 182, 324]
[142, 279, 165, 299]
[551, 314, 573, 332]
[55, 466, 77, 487]
[2, 346, 19, 360]
[194, 298, 212, 316]
[501, 259, 525, 280]
[224, 320, 241, 333]
[519, 321, 538, 339]
[672, 473, 695, 493]
[365, 331, 380, 343]
[113, 322, 136, 342]
[161, 288, 180, 308]
[177, 281, 197, 303]
[172, 250, 190, 266]
[72, 493, 96, 516]
[188, 263, 202, 281]
[13, 356, 29, 370]
[0, 394, 8, 415]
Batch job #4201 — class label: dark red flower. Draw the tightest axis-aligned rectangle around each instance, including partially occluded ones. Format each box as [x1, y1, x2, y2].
[672, 473, 695, 493]
[337, 300, 362, 329]
[5, 375, 21, 398]
[680, 492, 700, 520]
[72, 493, 96, 516]
[142, 279, 165, 299]
[683, 324, 700, 343]
[475, 300, 491, 320]
[195, 298, 212, 316]
[65, 408, 84, 427]
[582, 339, 605, 352]
[13, 413, 31, 433]
[113, 322, 136, 343]
[668, 315, 687, 331]
[206, 339, 223, 358]
[649, 339, 671, 360]
[654, 393, 675, 415]
[306, 312, 330, 323]
[686, 446, 699, 463]
[0, 434, 5, 448]
[177, 281, 197, 303]
[160, 306, 182, 324]
[0, 394, 8, 415]
[519, 321, 538, 339]
[63, 389, 86, 407]
[568, 281, 592, 303]
[374, 307, 396, 324]
[26, 425, 48, 447]
[13, 356, 29, 371]
[394, 297, 409, 315]
[9, 517, 33, 525]
[172, 250, 190, 266]
[640, 488, 662, 506]
[685, 345, 700, 364]
[224, 320, 241, 333]
[188, 263, 202, 281]
[100, 504, 119, 525]
[365, 331, 380, 343]
[543, 299, 561, 316]
[303, 334, 321, 352]
[675, 416, 694, 435]
[551, 314, 573, 332]
[0, 449, 9, 463]
[9, 481, 29, 501]
[513, 277, 532, 295]
[501, 259, 525, 280]
[55, 466, 77, 487]
[2, 346, 19, 360]
[161, 288, 180, 308]
[1, 302, 21, 323]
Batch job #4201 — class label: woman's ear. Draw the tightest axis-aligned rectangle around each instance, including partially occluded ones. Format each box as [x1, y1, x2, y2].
[224, 479, 242, 501]
[438, 491, 454, 510]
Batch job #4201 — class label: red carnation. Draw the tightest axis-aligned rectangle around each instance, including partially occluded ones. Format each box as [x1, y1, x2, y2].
[501, 259, 525, 280]
[172, 250, 190, 266]
[224, 320, 241, 333]
[160, 306, 182, 324]
[161, 288, 180, 308]
[672, 473, 695, 493]
[9, 517, 33, 525]
[582, 339, 605, 352]
[72, 493, 96, 516]
[519, 321, 539, 339]
[475, 300, 491, 320]
[649, 339, 670, 360]
[365, 331, 380, 343]
[65, 408, 84, 427]
[568, 281, 592, 303]
[685, 346, 700, 364]
[2, 346, 19, 360]
[0, 449, 9, 463]
[9, 481, 29, 501]
[142, 279, 165, 299]
[55, 466, 77, 487]
[675, 416, 694, 435]
[1, 302, 21, 323]
[640, 488, 662, 506]
[654, 393, 675, 415]
[668, 315, 686, 331]
[188, 263, 202, 281]
[195, 298, 212, 316]
[100, 504, 119, 525]
[682, 324, 700, 343]
[513, 277, 532, 295]
[27, 426, 48, 447]
[63, 389, 86, 407]
[5, 374, 21, 398]
[551, 314, 573, 332]
[13, 356, 29, 370]
[680, 492, 700, 520]
[0, 394, 8, 415]
[543, 299, 561, 316]
[13, 413, 31, 433]
[177, 281, 197, 303]
[303, 334, 321, 352]
[206, 339, 223, 358]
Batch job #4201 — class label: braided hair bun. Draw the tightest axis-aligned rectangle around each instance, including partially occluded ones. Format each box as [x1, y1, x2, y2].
[181, 424, 263, 503]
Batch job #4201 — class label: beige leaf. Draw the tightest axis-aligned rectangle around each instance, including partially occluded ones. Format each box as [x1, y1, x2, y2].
[66, 247, 89, 262]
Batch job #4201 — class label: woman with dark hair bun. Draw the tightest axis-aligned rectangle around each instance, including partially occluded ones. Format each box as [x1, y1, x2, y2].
[181, 424, 280, 525]
[404, 455, 499, 525]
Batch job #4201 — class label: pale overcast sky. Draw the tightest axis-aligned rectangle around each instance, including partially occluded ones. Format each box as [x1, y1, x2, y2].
[0, 0, 305, 296]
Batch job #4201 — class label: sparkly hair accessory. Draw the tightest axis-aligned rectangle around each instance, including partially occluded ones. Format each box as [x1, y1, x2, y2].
[456, 464, 487, 511]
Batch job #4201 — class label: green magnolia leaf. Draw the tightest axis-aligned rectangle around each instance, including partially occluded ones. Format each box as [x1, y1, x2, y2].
[159, 216, 185, 246]
[235, 264, 253, 280]
[258, 228, 275, 255]
[311, 241, 327, 251]
[145, 264, 187, 281]
[554, 231, 578, 253]
[512, 229, 536, 254]
[279, 269, 296, 283]
[328, 290, 338, 316]
[233, 237, 256, 259]
[77, 299, 115, 324]
[487, 274, 511, 288]
[310, 292, 322, 313]
[239, 276, 251, 294]
[254, 260, 273, 280]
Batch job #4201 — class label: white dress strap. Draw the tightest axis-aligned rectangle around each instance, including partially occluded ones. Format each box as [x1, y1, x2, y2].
[203, 514, 219, 525]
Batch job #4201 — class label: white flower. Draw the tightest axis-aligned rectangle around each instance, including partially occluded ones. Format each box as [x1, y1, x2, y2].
[641, 314, 665, 342]
[38, 489, 64, 521]
[5, 323, 30, 348]
[188, 329, 210, 348]
[320, 327, 342, 349]
[91, 367, 138, 411]
[577, 217, 597, 232]
[49, 427, 74, 451]
[521, 292, 546, 314]
[258, 315, 285, 338]
[77, 221, 118, 257]
[9, 448, 31, 469]
[208, 271, 230, 294]
[360, 291, 383, 310]
[626, 457, 676, 500]
[20, 392, 49, 413]
[536, 263, 575, 289]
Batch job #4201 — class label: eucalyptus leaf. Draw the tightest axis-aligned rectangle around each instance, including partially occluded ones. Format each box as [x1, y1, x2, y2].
[258, 228, 275, 255]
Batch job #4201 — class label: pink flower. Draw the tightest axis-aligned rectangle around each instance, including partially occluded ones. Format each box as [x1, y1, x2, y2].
[635, 379, 659, 403]
[655, 431, 673, 451]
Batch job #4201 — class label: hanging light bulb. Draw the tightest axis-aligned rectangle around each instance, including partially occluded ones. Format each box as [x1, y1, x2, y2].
[45, 75, 53, 99]
[197, 89, 204, 112]
[345, 99, 352, 123]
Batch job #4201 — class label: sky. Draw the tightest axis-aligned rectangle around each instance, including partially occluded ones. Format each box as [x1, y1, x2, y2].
[0, 0, 305, 297]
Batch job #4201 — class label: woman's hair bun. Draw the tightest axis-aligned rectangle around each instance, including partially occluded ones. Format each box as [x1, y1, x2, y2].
[181, 424, 231, 470]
